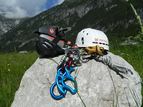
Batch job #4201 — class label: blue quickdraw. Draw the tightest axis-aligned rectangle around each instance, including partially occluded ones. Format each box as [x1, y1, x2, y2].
[50, 66, 78, 100]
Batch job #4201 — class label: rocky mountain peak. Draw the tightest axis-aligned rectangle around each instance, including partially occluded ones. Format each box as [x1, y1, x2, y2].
[0, 15, 23, 37]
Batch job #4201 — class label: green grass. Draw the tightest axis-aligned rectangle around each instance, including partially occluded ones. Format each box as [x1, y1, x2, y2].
[110, 39, 143, 107]
[0, 41, 143, 107]
[111, 41, 143, 78]
[0, 52, 38, 107]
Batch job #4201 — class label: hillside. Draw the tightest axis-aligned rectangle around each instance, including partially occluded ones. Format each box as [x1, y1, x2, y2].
[0, 15, 21, 37]
[0, 0, 143, 51]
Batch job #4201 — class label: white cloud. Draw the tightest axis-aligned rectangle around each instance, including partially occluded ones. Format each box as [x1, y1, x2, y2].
[0, 0, 65, 18]
[4, 7, 27, 18]
[0, 0, 47, 18]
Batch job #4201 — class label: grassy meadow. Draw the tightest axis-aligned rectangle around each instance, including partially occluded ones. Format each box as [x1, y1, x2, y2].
[0, 40, 143, 107]
[0, 52, 38, 107]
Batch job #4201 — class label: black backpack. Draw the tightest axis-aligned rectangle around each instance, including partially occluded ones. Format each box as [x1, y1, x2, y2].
[35, 26, 71, 58]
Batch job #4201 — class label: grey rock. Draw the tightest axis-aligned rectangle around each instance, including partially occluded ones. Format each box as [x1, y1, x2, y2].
[11, 54, 142, 107]
[0, 15, 21, 36]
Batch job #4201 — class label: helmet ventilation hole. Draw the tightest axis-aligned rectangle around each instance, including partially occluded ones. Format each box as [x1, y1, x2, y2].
[81, 37, 84, 44]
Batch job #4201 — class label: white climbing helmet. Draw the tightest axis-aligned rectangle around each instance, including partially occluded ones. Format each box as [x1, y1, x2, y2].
[75, 28, 109, 50]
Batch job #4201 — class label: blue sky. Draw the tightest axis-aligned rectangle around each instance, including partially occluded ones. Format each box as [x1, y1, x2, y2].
[45, 0, 63, 9]
[0, 0, 64, 18]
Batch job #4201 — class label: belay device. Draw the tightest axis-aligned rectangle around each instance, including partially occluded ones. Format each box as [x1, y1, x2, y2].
[50, 44, 80, 100]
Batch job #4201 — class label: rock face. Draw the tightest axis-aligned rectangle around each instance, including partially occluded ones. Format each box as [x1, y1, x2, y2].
[11, 54, 142, 107]
[0, 15, 21, 37]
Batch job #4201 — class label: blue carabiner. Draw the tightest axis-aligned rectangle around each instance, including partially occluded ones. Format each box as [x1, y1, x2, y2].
[64, 66, 77, 94]
[64, 66, 75, 80]
[56, 66, 73, 94]
[56, 68, 67, 94]
[50, 66, 78, 100]
[56, 75, 67, 95]
[50, 82, 66, 100]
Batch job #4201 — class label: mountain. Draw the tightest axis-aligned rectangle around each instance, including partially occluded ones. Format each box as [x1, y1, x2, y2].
[0, 0, 143, 52]
[0, 15, 21, 37]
